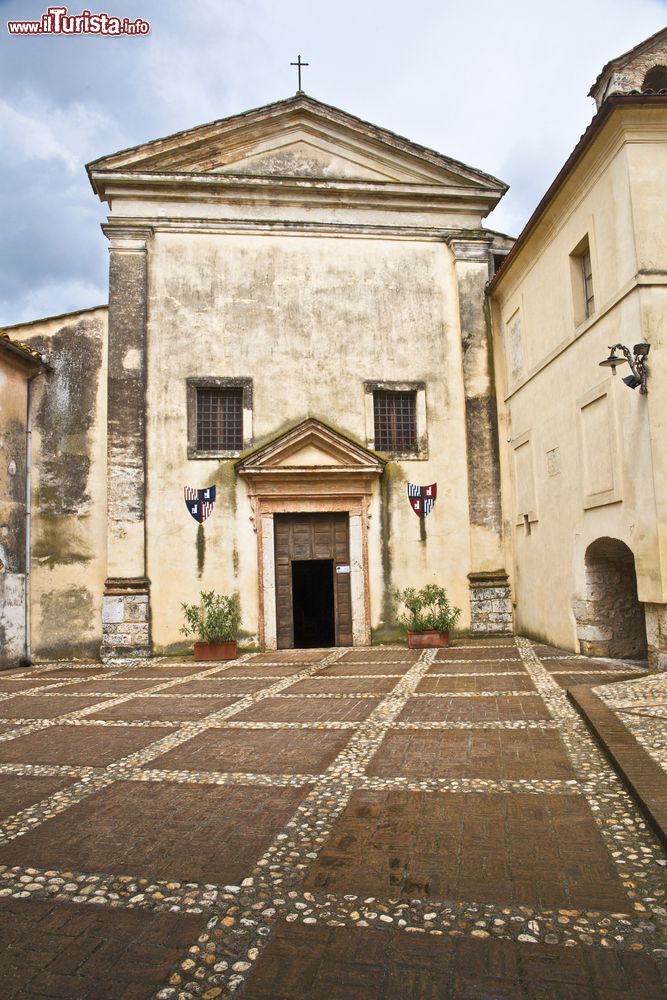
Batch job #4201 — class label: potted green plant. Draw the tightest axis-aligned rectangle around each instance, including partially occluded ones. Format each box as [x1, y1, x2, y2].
[394, 583, 462, 648]
[180, 590, 241, 660]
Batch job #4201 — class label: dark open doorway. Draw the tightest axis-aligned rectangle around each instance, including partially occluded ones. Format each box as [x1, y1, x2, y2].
[291, 559, 335, 648]
[274, 513, 352, 649]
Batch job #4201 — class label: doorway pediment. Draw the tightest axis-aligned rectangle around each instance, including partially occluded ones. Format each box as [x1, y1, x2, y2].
[236, 418, 384, 495]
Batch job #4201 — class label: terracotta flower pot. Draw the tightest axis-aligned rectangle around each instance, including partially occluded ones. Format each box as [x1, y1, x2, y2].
[407, 630, 450, 649]
[194, 640, 238, 661]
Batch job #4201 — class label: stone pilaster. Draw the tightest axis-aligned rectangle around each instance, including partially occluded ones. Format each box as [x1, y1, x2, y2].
[101, 226, 152, 660]
[447, 235, 512, 634]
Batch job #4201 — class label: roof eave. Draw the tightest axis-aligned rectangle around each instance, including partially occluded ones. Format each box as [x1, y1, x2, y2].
[0, 338, 49, 370]
[488, 94, 667, 294]
[86, 92, 508, 194]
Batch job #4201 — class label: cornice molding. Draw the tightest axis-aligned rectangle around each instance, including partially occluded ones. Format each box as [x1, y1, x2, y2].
[446, 234, 494, 262]
[101, 224, 154, 252]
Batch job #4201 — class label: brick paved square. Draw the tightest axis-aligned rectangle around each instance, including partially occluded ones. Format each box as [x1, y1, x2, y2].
[0, 678, 74, 691]
[165, 678, 272, 694]
[60, 678, 164, 695]
[26, 667, 114, 678]
[417, 674, 535, 693]
[85, 696, 239, 721]
[435, 646, 522, 661]
[1, 780, 306, 884]
[247, 651, 326, 664]
[337, 649, 419, 663]
[427, 659, 528, 674]
[0, 696, 111, 720]
[465, 638, 518, 647]
[543, 658, 639, 673]
[0, 726, 177, 767]
[0, 896, 205, 1000]
[305, 789, 630, 910]
[284, 676, 397, 695]
[241, 923, 665, 1000]
[316, 661, 413, 676]
[118, 663, 229, 678]
[397, 694, 551, 723]
[532, 644, 574, 658]
[232, 697, 379, 723]
[155, 727, 355, 774]
[366, 729, 576, 780]
[554, 672, 643, 689]
[0, 774, 75, 818]
[217, 664, 309, 678]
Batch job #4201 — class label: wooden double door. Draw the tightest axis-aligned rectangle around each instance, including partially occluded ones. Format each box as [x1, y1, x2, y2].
[274, 513, 353, 649]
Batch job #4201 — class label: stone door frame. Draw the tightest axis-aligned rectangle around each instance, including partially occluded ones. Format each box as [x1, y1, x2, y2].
[236, 419, 385, 651]
[256, 495, 370, 650]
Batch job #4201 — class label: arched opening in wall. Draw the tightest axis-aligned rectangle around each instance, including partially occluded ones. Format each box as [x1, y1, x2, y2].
[643, 65, 667, 92]
[574, 538, 647, 659]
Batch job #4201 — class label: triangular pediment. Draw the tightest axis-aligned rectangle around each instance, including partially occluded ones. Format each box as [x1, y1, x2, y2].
[87, 93, 506, 193]
[237, 418, 385, 475]
[213, 134, 414, 182]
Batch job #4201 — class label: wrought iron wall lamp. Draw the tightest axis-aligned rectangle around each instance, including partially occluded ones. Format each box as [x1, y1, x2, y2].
[598, 343, 650, 393]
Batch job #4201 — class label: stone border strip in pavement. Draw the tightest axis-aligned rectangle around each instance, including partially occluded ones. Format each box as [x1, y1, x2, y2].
[568, 684, 667, 853]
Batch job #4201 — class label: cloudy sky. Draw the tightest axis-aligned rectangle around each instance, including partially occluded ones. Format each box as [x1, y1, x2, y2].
[1, 0, 666, 325]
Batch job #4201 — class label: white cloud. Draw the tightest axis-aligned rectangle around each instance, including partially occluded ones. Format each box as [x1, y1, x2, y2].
[0, 92, 120, 172]
[0, 278, 107, 327]
[1, 0, 667, 321]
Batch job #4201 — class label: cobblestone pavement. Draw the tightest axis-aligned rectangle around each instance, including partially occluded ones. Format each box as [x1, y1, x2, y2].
[0, 639, 665, 998]
[596, 672, 667, 774]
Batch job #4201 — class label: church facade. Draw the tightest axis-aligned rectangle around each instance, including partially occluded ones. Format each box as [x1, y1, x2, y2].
[2, 95, 513, 661]
[2, 29, 666, 668]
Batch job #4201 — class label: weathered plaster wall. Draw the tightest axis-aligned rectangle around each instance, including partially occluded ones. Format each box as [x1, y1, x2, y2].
[490, 107, 666, 655]
[145, 231, 475, 650]
[0, 356, 29, 666]
[19, 309, 108, 660]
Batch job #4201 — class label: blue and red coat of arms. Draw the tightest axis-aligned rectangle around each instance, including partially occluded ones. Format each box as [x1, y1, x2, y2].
[407, 482, 437, 518]
[184, 485, 216, 523]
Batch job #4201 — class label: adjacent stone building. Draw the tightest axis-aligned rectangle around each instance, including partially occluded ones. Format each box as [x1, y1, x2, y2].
[0, 332, 48, 666]
[0, 309, 108, 663]
[489, 27, 667, 669]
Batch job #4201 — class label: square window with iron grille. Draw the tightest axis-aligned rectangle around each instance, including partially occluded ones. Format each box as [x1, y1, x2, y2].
[196, 388, 243, 451]
[373, 390, 417, 451]
[186, 378, 252, 458]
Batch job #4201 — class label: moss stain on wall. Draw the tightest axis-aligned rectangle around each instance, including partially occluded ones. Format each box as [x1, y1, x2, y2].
[196, 523, 205, 578]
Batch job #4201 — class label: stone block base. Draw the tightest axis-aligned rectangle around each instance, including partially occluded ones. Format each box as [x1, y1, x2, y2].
[468, 571, 513, 636]
[101, 578, 151, 660]
[0, 572, 26, 668]
[645, 603, 667, 672]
